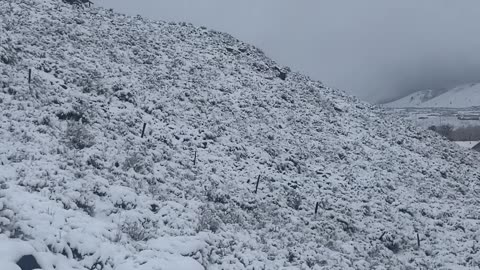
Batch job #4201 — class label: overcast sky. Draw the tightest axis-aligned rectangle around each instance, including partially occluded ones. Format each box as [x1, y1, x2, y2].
[97, 0, 480, 103]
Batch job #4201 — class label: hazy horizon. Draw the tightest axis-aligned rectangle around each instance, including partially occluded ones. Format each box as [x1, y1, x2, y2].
[97, 0, 480, 103]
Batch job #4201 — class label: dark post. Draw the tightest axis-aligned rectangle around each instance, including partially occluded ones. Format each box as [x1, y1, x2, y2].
[141, 123, 147, 138]
[28, 69, 31, 84]
[254, 175, 261, 194]
[417, 233, 420, 248]
[193, 150, 197, 165]
[315, 202, 319, 215]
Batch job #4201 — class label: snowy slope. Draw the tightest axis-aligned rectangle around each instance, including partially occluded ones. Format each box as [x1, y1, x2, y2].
[385, 84, 480, 108]
[384, 89, 438, 107]
[1, 0, 480, 269]
[455, 141, 480, 149]
[422, 83, 480, 108]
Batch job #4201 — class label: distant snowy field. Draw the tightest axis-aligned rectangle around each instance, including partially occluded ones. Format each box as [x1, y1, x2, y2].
[454, 141, 479, 149]
[386, 107, 480, 129]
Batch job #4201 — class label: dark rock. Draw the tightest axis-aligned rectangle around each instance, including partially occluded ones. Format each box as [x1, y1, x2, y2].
[17, 255, 41, 270]
[273, 66, 288, 80]
[150, 203, 159, 213]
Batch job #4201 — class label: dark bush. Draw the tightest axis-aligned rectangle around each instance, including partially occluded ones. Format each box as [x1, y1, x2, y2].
[428, 125, 453, 139]
[63, 0, 92, 6]
[428, 125, 480, 141]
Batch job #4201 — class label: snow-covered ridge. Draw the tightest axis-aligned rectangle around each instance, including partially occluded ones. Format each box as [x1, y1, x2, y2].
[384, 89, 439, 108]
[385, 83, 480, 108]
[1, 0, 480, 269]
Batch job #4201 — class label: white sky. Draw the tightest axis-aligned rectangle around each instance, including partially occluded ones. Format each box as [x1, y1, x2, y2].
[97, 0, 480, 102]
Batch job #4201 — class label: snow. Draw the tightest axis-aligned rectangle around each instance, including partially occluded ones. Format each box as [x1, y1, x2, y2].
[1, 0, 480, 269]
[454, 141, 480, 149]
[423, 83, 480, 108]
[385, 89, 438, 107]
[385, 83, 480, 108]
[147, 236, 208, 256]
[0, 238, 35, 264]
[2, 263, 21, 270]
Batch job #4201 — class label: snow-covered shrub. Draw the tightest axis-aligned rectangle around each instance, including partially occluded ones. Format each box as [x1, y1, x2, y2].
[114, 90, 136, 104]
[57, 102, 93, 123]
[64, 121, 95, 150]
[7, 149, 29, 163]
[286, 189, 302, 210]
[0, 49, 16, 65]
[121, 220, 148, 241]
[0, 38, 17, 65]
[196, 204, 222, 233]
[120, 217, 157, 241]
[87, 154, 105, 170]
[204, 182, 230, 204]
[216, 205, 244, 227]
[122, 152, 152, 174]
[287, 250, 296, 263]
[381, 232, 408, 254]
[77, 69, 108, 96]
[0, 185, 23, 239]
[39, 115, 53, 127]
[74, 196, 95, 216]
[0, 189, 11, 234]
[109, 186, 138, 210]
[81, 77, 107, 95]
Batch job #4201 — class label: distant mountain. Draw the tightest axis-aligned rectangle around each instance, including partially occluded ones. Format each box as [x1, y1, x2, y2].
[384, 89, 439, 107]
[385, 83, 480, 108]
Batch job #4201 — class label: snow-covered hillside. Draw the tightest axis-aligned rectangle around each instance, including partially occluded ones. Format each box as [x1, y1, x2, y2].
[1, 0, 480, 269]
[422, 83, 480, 108]
[385, 83, 480, 108]
[384, 89, 438, 108]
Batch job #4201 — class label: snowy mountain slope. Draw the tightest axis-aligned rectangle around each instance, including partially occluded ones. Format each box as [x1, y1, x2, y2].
[422, 83, 480, 108]
[1, 0, 480, 269]
[385, 83, 480, 108]
[384, 89, 438, 107]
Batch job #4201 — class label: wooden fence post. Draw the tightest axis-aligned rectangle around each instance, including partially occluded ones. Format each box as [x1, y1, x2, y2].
[254, 175, 261, 194]
[141, 123, 147, 138]
[193, 150, 197, 165]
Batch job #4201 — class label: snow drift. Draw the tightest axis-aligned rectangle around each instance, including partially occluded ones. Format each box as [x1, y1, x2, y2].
[1, 0, 480, 269]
